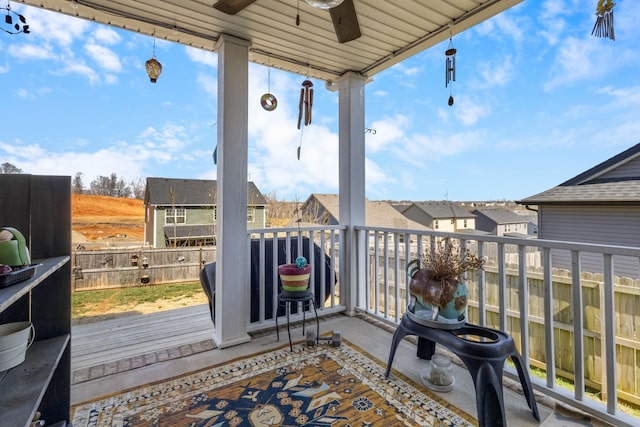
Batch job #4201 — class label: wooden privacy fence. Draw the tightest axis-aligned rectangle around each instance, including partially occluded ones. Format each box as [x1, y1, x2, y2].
[467, 265, 640, 407]
[72, 247, 217, 291]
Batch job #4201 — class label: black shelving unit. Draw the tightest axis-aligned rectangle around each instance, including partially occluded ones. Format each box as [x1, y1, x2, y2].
[0, 174, 71, 427]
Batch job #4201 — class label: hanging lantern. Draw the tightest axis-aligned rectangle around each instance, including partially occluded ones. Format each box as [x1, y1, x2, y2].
[592, 0, 615, 41]
[145, 35, 162, 83]
[445, 36, 456, 106]
[145, 57, 162, 83]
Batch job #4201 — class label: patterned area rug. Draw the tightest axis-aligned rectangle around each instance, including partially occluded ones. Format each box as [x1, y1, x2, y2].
[71, 340, 475, 426]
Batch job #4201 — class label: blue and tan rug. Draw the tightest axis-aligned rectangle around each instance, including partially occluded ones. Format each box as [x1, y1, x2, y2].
[71, 339, 475, 426]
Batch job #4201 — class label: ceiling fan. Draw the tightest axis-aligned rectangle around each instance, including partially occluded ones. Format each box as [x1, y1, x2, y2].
[213, 0, 362, 43]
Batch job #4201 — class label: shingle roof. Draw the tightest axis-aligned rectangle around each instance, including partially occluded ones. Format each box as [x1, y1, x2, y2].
[409, 202, 476, 219]
[472, 209, 530, 224]
[304, 194, 430, 230]
[518, 180, 640, 205]
[518, 142, 640, 205]
[144, 177, 267, 206]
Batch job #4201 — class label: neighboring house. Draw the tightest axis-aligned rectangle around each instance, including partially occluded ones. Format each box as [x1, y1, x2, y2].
[472, 208, 533, 237]
[144, 177, 268, 248]
[517, 142, 640, 278]
[396, 202, 476, 232]
[300, 194, 429, 230]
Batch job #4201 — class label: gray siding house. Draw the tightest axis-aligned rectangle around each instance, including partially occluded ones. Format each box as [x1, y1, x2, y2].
[472, 208, 534, 237]
[144, 178, 268, 248]
[396, 202, 476, 232]
[518, 142, 640, 278]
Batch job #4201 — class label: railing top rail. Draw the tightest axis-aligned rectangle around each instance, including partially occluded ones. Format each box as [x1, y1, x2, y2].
[355, 226, 640, 257]
[250, 225, 346, 235]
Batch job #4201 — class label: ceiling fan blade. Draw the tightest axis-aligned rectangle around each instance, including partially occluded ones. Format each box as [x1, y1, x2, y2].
[213, 0, 257, 15]
[329, 0, 361, 43]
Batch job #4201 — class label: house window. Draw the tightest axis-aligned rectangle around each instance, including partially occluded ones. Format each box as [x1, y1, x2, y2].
[463, 219, 468, 228]
[247, 207, 256, 222]
[213, 206, 217, 223]
[166, 208, 186, 224]
[434, 220, 439, 229]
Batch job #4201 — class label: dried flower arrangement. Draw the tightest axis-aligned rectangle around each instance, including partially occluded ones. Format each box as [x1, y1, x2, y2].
[408, 237, 485, 321]
[420, 237, 484, 283]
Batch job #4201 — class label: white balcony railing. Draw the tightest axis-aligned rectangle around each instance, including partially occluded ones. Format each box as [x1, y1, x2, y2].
[248, 225, 640, 426]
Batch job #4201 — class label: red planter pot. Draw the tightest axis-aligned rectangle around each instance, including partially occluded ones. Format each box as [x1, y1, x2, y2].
[278, 263, 311, 293]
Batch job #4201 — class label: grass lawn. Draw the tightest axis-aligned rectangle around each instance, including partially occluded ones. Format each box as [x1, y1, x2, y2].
[72, 282, 205, 319]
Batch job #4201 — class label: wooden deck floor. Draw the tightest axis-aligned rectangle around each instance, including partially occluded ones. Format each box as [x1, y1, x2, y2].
[69, 304, 610, 426]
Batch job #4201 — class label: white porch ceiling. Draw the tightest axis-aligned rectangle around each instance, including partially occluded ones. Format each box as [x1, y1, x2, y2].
[16, 0, 522, 82]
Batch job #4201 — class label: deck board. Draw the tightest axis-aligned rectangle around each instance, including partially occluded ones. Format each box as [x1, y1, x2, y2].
[71, 304, 213, 369]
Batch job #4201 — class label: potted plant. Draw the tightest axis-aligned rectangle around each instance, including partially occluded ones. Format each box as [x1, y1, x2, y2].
[278, 256, 311, 295]
[407, 237, 484, 324]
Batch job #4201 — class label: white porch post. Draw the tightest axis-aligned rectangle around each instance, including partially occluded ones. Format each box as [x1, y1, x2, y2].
[213, 34, 251, 348]
[337, 72, 367, 315]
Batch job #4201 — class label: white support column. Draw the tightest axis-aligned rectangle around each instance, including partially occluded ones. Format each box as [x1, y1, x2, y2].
[337, 72, 367, 315]
[213, 34, 251, 348]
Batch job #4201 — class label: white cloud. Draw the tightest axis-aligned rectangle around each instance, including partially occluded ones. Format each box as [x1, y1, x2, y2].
[8, 44, 57, 61]
[23, 7, 89, 47]
[596, 85, 640, 108]
[453, 96, 490, 126]
[92, 27, 121, 45]
[475, 55, 513, 88]
[366, 115, 409, 152]
[185, 47, 217, 68]
[197, 73, 217, 96]
[55, 61, 99, 84]
[85, 43, 122, 72]
[474, 10, 526, 44]
[543, 36, 614, 90]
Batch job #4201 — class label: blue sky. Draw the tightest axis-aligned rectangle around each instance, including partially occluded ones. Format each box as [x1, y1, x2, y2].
[1, 1, 639, 202]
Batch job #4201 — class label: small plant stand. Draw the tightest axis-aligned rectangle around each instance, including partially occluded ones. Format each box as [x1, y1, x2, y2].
[275, 291, 319, 351]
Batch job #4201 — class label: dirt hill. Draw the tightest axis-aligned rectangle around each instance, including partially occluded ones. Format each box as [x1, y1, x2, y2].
[72, 194, 144, 242]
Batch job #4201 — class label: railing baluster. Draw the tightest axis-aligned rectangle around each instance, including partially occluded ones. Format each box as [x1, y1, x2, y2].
[543, 247, 556, 389]
[571, 250, 585, 402]
[477, 241, 486, 326]
[498, 242, 507, 330]
[518, 244, 530, 370]
[383, 231, 389, 319]
[393, 231, 400, 322]
[603, 254, 618, 415]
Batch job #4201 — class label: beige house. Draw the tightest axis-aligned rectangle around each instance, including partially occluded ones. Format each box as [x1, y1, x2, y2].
[301, 193, 429, 231]
[396, 202, 476, 233]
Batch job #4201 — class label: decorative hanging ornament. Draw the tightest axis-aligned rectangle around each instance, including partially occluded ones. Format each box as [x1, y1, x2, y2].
[2, 1, 30, 35]
[297, 79, 314, 129]
[145, 35, 162, 83]
[260, 69, 277, 111]
[445, 34, 456, 107]
[592, 0, 615, 41]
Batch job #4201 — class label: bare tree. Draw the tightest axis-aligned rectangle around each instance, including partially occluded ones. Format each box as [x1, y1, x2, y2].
[72, 172, 84, 194]
[130, 178, 146, 199]
[1, 162, 23, 174]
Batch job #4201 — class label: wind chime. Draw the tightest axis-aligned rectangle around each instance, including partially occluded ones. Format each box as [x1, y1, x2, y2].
[591, 0, 616, 41]
[260, 69, 278, 111]
[145, 34, 162, 83]
[296, 78, 314, 159]
[445, 31, 456, 107]
[2, 1, 29, 34]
